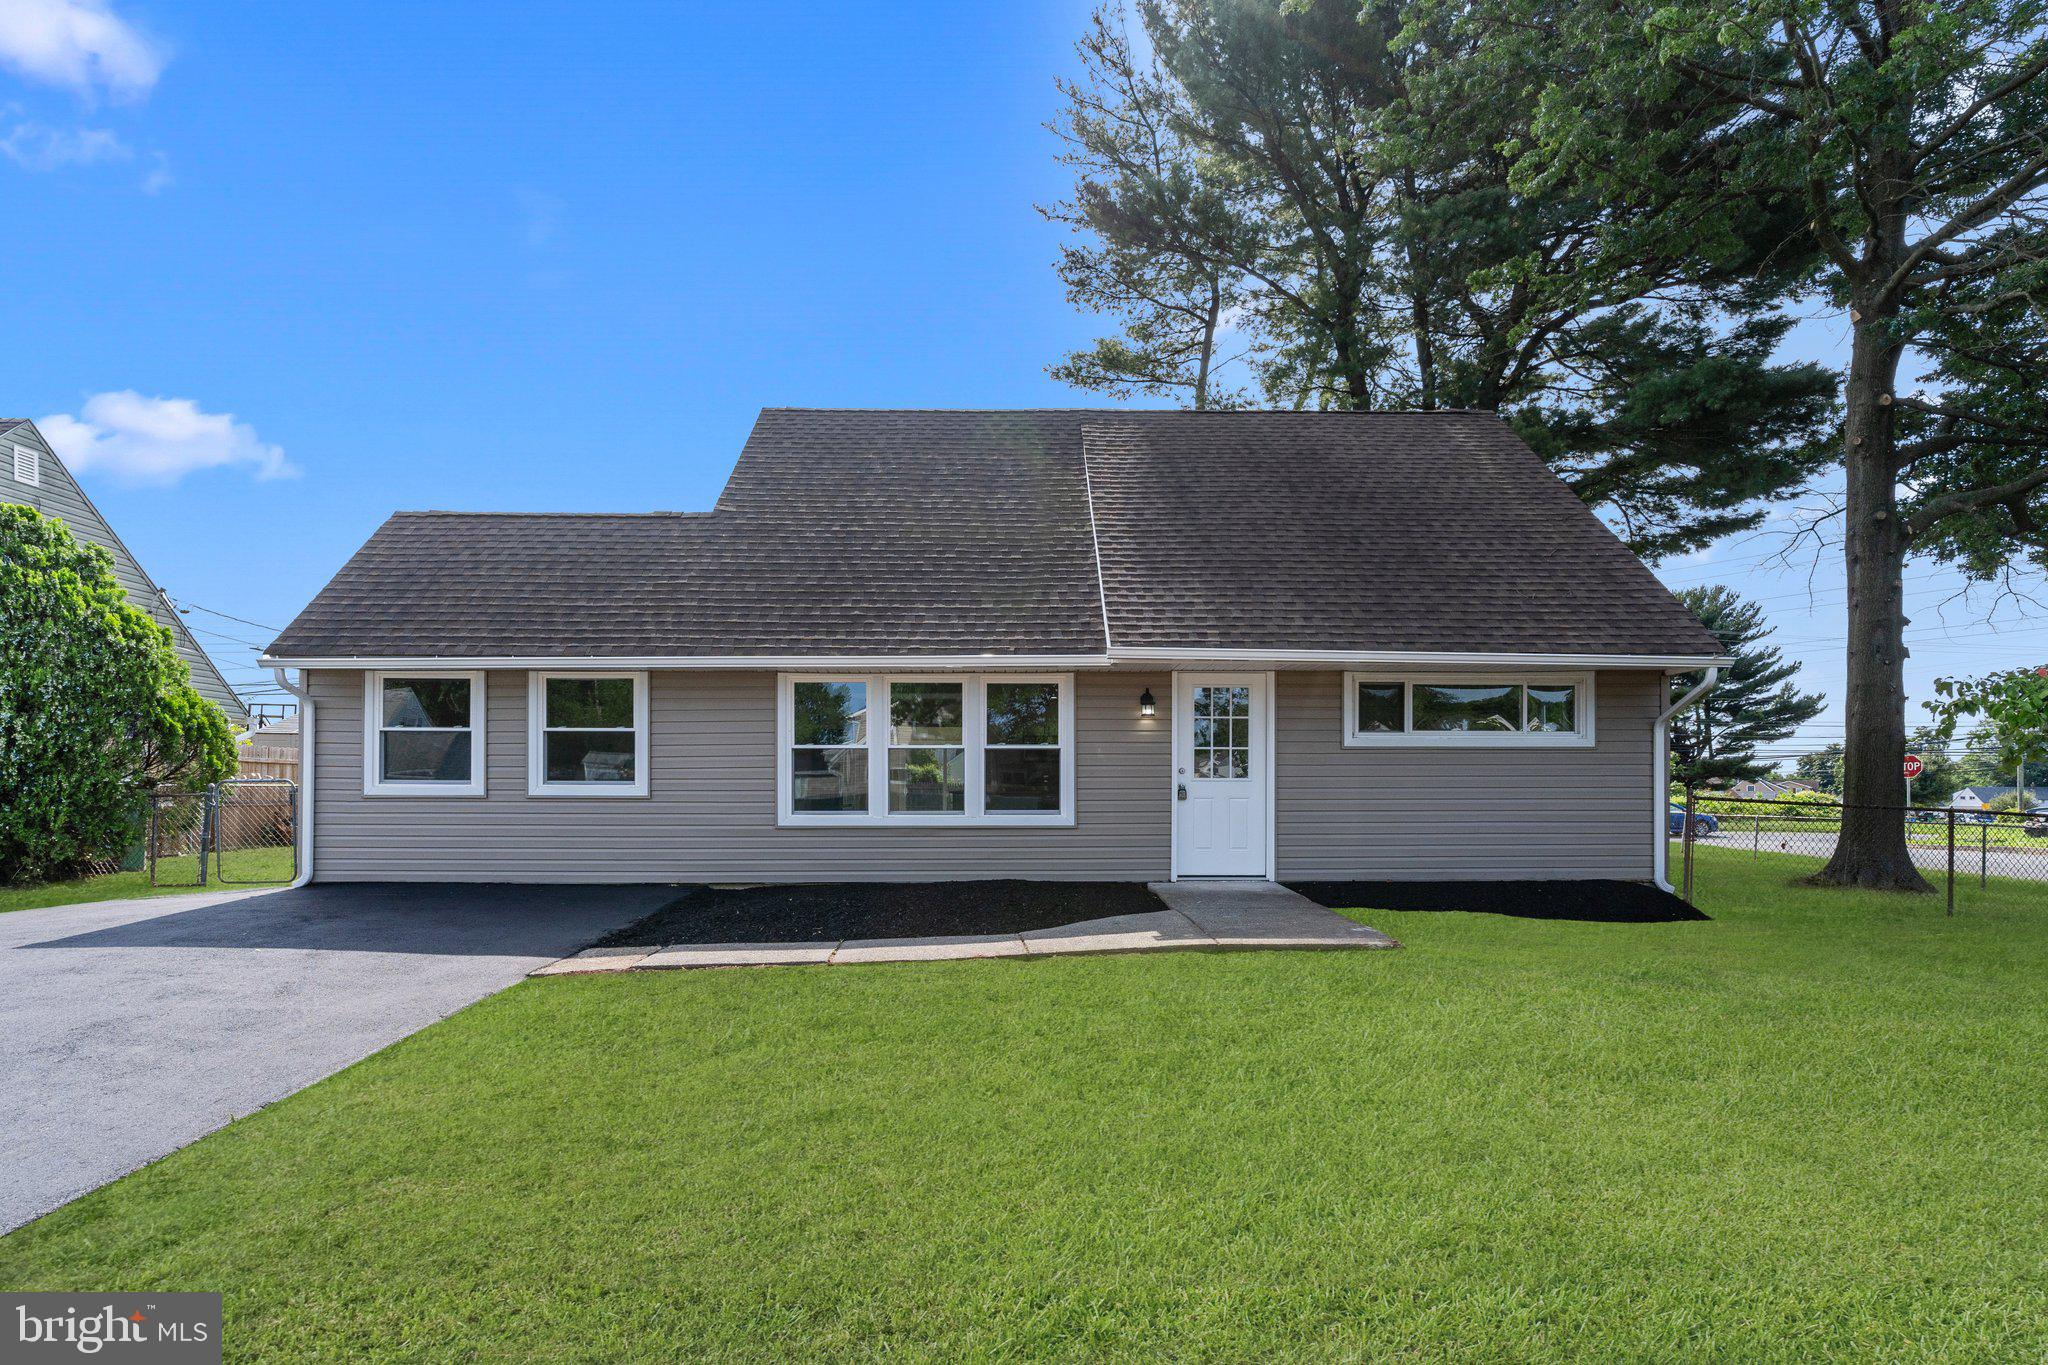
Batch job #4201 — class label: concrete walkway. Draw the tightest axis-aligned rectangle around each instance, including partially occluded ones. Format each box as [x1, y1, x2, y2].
[534, 880, 1397, 974]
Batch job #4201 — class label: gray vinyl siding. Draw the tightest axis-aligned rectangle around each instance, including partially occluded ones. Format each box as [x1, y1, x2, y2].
[1275, 669, 1660, 881]
[307, 665, 1662, 884]
[310, 669, 1172, 882]
[2, 423, 248, 722]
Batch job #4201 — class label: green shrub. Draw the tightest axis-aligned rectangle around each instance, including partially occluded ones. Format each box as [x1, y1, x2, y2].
[0, 504, 236, 883]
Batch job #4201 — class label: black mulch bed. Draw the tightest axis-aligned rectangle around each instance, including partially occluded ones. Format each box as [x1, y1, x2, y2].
[593, 880, 1170, 947]
[1285, 879, 1707, 923]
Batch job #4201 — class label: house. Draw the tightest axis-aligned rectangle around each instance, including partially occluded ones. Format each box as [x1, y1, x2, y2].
[237, 712, 300, 782]
[3, 418, 250, 726]
[1950, 785, 2048, 811]
[1726, 778, 1817, 800]
[258, 410, 1728, 888]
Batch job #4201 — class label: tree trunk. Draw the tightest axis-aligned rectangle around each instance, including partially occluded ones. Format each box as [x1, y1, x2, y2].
[1401, 171, 1437, 410]
[1194, 279, 1219, 410]
[1816, 317, 1933, 891]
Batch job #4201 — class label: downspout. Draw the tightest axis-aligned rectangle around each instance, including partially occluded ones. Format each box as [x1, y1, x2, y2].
[270, 667, 315, 888]
[1653, 666, 1720, 893]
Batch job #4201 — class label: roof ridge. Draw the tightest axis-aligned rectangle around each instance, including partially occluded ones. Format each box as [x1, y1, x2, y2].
[758, 406, 1501, 416]
[395, 509, 709, 518]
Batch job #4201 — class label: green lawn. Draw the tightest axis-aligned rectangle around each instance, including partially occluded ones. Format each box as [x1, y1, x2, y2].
[5, 850, 2046, 1360]
[0, 846, 296, 914]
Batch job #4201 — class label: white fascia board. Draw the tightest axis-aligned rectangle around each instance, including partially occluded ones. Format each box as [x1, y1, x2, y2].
[1108, 646, 1735, 670]
[262, 653, 1119, 670]
[262, 648, 1732, 672]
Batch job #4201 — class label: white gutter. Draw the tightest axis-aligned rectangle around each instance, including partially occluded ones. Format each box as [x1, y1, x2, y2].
[1653, 666, 1720, 893]
[270, 667, 315, 889]
[1113, 646, 1734, 669]
[260, 649, 1733, 672]
[260, 653, 1119, 671]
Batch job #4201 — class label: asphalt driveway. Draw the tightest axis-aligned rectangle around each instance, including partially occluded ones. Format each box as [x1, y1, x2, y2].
[0, 882, 674, 1234]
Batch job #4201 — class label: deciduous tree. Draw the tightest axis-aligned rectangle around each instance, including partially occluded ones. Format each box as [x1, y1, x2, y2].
[0, 505, 236, 884]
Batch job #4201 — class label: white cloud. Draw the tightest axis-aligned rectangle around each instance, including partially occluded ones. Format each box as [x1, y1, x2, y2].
[139, 146, 168, 191]
[0, 0, 164, 101]
[0, 113, 128, 168]
[39, 392, 296, 487]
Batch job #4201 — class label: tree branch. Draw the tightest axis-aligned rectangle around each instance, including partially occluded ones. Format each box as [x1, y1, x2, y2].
[1906, 466, 2048, 539]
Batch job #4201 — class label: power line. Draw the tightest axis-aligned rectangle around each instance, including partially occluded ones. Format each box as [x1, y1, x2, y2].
[167, 597, 281, 635]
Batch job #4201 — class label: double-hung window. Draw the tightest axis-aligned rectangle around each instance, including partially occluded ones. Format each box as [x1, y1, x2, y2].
[780, 673, 1074, 825]
[1343, 673, 1594, 747]
[527, 672, 650, 796]
[364, 671, 485, 795]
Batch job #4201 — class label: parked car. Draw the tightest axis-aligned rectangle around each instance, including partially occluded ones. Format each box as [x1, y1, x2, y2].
[1670, 806, 1719, 836]
[2025, 804, 2048, 838]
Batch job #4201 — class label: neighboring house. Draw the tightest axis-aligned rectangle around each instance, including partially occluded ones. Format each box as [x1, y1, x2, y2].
[3, 418, 249, 726]
[238, 713, 300, 781]
[260, 410, 1728, 887]
[1950, 786, 2048, 811]
[1727, 778, 1818, 800]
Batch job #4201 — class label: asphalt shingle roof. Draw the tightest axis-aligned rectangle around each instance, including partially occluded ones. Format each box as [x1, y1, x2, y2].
[266, 409, 1722, 661]
[1084, 412, 1720, 656]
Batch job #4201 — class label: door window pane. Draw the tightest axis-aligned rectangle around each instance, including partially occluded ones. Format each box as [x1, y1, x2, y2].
[545, 677, 633, 729]
[381, 730, 472, 782]
[1526, 684, 1577, 733]
[888, 747, 966, 812]
[1355, 683, 1403, 733]
[792, 747, 867, 812]
[986, 749, 1060, 811]
[1413, 684, 1522, 732]
[382, 678, 470, 728]
[889, 682, 963, 744]
[1192, 685, 1250, 780]
[793, 681, 867, 745]
[987, 683, 1058, 745]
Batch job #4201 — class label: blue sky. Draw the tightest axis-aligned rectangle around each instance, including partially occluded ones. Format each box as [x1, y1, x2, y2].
[4, 0, 2042, 763]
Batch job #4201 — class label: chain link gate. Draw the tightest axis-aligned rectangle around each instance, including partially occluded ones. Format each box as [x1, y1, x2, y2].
[145, 779, 298, 887]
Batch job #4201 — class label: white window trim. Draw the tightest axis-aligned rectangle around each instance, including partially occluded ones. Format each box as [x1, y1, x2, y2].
[1341, 672, 1596, 748]
[777, 672, 1076, 827]
[526, 671, 651, 797]
[11, 444, 39, 486]
[362, 670, 487, 796]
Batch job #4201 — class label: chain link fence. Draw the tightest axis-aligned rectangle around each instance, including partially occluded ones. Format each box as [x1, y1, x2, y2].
[144, 779, 297, 888]
[1678, 790, 2048, 912]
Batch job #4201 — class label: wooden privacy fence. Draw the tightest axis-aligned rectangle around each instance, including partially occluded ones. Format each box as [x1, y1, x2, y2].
[237, 749, 299, 783]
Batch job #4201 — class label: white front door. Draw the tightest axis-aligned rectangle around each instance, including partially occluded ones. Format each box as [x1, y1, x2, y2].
[1173, 674, 1269, 878]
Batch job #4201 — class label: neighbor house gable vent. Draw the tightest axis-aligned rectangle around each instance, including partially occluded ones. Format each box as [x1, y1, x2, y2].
[11, 444, 38, 486]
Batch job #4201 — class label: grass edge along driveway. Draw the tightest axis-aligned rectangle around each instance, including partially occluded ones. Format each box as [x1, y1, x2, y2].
[4, 849, 2045, 1361]
[0, 848, 295, 914]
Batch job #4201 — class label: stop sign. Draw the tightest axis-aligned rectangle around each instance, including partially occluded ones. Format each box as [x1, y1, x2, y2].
[1903, 754, 1924, 779]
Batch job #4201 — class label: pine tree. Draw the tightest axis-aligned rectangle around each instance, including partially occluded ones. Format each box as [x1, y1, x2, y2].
[1670, 586, 1827, 785]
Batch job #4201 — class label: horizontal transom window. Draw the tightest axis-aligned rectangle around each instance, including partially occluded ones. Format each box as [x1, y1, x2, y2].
[1343, 673, 1594, 747]
[779, 673, 1075, 825]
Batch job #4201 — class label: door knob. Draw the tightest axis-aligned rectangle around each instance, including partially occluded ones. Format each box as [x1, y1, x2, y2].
[1177, 784, 1188, 801]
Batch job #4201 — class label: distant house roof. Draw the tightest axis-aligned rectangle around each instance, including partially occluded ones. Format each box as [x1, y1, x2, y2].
[1953, 786, 2048, 803]
[266, 409, 1725, 665]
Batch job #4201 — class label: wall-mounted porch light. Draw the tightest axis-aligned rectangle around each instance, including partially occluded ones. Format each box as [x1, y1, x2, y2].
[1139, 688, 1156, 718]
